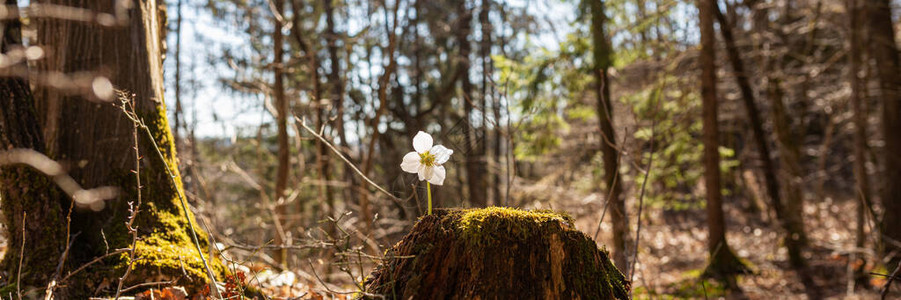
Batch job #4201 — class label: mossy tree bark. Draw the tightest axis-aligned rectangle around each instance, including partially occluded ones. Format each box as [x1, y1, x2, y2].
[365, 208, 630, 299]
[0, 0, 69, 290]
[1, 0, 223, 297]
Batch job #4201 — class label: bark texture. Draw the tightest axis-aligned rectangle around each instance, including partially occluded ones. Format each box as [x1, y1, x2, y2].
[866, 0, 901, 266]
[364, 207, 629, 299]
[2, 0, 225, 296]
[0, 1, 68, 288]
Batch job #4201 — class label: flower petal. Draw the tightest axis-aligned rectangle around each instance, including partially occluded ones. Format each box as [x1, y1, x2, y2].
[428, 165, 446, 185]
[412, 131, 433, 154]
[430, 145, 453, 164]
[417, 164, 433, 182]
[400, 151, 421, 174]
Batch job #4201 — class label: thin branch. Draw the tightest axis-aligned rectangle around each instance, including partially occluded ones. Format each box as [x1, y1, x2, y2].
[59, 249, 131, 284]
[296, 116, 400, 202]
[115, 99, 145, 299]
[629, 76, 666, 284]
[883, 262, 901, 300]
[17, 212, 25, 299]
[116, 95, 221, 299]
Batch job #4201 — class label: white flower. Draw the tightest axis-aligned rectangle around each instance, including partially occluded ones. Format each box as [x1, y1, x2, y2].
[400, 131, 453, 185]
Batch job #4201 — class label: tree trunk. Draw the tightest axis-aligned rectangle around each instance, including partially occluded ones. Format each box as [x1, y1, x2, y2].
[173, 0, 183, 153]
[457, 0, 487, 207]
[589, 0, 628, 272]
[0, 1, 68, 289]
[360, 0, 399, 231]
[19, 0, 223, 296]
[713, 4, 782, 224]
[480, 0, 501, 207]
[272, 0, 290, 266]
[699, 0, 748, 284]
[289, 0, 320, 223]
[866, 0, 901, 267]
[316, 0, 337, 236]
[848, 0, 871, 289]
[324, 0, 357, 216]
[718, 3, 817, 296]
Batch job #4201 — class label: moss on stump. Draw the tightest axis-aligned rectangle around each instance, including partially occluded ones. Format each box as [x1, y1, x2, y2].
[364, 207, 630, 299]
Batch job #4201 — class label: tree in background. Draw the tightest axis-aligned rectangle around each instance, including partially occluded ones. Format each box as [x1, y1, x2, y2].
[867, 0, 901, 268]
[715, 2, 818, 296]
[847, 0, 871, 288]
[588, 0, 628, 271]
[698, 0, 748, 285]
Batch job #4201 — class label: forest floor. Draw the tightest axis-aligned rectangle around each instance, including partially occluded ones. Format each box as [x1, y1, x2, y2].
[524, 178, 896, 299]
[0, 180, 898, 299]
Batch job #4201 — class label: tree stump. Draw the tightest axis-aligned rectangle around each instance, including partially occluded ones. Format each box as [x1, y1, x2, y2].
[365, 207, 630, 299]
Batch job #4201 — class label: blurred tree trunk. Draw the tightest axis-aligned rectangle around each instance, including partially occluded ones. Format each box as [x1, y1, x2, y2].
[699, 0, 747, 285]
[272, 0, 290, 266]
[847, 0, 871, 289]
[23, 0, 223, 296]
[290, 0, 319, 221]
[0, 0, 68, 289]
[316, 0, 336, 236]
[360, 0, 399, 232]
[866, 0, 901, 267]
[719, 3, 818, 297]
[589, 0, 627, 271]
[173, 0, 183, 153]
[714, 4, 781, 223]
[481, 0, 501, 206]
[457, 0, 487, 207]
[767, 76, 821, 298]
[324, 0, 357, 214]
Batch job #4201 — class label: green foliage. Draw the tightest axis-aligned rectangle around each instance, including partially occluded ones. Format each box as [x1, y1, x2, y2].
[623, 75, 739, 211]
[494, 52, 571, 161]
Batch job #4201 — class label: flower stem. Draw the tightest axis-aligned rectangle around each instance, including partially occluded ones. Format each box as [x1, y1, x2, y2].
[427, 182, 432, 215]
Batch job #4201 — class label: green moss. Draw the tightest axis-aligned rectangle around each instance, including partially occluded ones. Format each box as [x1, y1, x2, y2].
[367, 207, 629, 299]
[440, 206, 574, 246]
[55, 101, 225, 296]
[0, 167, 68, 293]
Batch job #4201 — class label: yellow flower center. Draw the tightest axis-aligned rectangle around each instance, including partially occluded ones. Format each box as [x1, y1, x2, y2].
[420, 151, 436, 167]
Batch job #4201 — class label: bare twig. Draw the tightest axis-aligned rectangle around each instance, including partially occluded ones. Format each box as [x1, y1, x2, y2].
[594, 129, 629, 241]
[119, 280, 178, 294]
[115, 99, 145, 299]
[45, 202, 76, 300]
[59, 249, 131, 284]
[629, 76, 666, 284]
[883, 262, 901, 300]
[117, 95, 221, 299]
[17, 212, 25, 299]
[296, 116, 400, 202]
